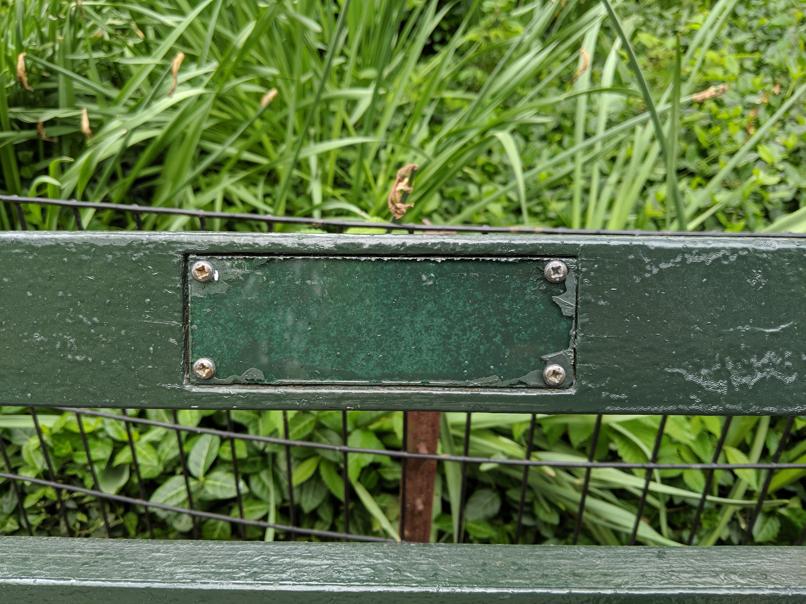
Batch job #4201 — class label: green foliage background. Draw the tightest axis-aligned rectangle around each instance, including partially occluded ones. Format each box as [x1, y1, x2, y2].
[0, 0, 804, 545]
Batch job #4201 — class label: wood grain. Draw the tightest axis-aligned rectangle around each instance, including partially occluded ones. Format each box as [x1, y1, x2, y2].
[0, 537, 803, 602]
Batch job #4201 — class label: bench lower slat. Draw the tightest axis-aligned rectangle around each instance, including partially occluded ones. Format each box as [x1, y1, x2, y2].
[0, 537, 803, 602]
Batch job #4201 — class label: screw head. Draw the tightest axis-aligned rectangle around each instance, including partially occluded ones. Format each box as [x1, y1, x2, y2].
[544, 260, 568, 283]
[191, 260, 215, 283]
[543, 363, 567, 387]
[192, 357, 216, 380]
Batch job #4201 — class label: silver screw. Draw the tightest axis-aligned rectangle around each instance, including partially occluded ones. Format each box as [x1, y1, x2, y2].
[192, 357, 216, 380]
[543, 363, 567, 387]
[544, 260, 568, 283]
[191, 260, 215, 283]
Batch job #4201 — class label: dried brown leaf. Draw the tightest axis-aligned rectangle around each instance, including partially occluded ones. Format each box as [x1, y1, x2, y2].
[167, 51, 185, 97]
[573, 48, 590, 82]
[16, 53, 33, 91]
[80, 108, 93, 139]
[691, 83, 728, 103]
[260, 88, 279, 108]
[387, 163, 418, 220]
[36, 121, 56, 143]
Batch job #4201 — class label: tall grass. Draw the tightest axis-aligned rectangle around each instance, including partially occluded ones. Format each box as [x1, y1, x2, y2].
[3, 0, 800, 230]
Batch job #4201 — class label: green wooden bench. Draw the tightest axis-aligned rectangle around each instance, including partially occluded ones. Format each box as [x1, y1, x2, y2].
[0, 196, 804, 601]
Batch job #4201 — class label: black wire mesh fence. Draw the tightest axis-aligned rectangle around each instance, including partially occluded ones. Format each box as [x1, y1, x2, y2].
[1, 195, 805, 546]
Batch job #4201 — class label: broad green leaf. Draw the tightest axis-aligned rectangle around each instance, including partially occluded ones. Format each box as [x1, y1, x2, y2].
[752, 512, 780, 543]
[71, 439, 112, 466]
[103, 418, 129, 442]
[219, 439, 248, 461]
[241, 498, 269, 521]
[176, 410, 204, 427]
[664, 416, 696, 446]
[769, 453, 806, 492]
[609, 430, 647, 464]
[682, 469, 705, 493]
[113, 441, 162, 479]
[724, 446, 758, 490]
[464, 489, 501, 522]
[249, 469, 275, 503]
[319, 459, 346, 502]
[150, 475, 191, 508]
[202, 519, 232, 540]
[291, 456, 320, 487]
[757, 143, 777, 166]
[188, 434, 220, 478]
[22, 437, 44, 471]
[347, 429, 385, 482]
[465, 520, 499, 540]
[299, 477, 328, 513]
[200, 470, 247, 500]
[289, 413, 317, 440]
[98, 464, 129, 495]
[258, 411, 282, 436]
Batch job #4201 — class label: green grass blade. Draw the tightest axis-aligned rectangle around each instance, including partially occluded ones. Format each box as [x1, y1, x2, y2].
[585, 38, 621, 228]
[601, 0, 684, 230]
[666, 38, 683, 230]
[571, 23, 601, 228]
[24, 54, 118, 99]
[764, 206, 806, 233]
[493, 130, 528, 224]
[350, 478, 400, 542]
[273, 0, 351, 219]
[117, 0, 214, 105]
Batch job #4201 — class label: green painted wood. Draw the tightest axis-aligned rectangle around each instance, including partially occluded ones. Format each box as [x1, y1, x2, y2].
[0, 538, 803, 602]
[188, 255, 575, 387]
[1, 232, 804, 413]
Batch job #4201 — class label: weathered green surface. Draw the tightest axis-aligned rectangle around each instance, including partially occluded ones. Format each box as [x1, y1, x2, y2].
[0, 538, 804, 602]
[188, 255, 575, 387]
[1, 232, 804, 413]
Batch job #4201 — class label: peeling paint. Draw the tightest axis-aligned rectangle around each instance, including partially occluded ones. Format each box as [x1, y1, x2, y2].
[728, 322, 794, 334]
[552, 271, 577, 318]
[665, 350, 798, 396]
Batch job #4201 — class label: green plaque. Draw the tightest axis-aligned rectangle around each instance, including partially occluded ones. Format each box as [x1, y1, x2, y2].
[187, 255, 576, 388]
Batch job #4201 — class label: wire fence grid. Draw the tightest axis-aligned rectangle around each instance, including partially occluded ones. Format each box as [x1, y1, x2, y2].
[1, 195, 805, 546]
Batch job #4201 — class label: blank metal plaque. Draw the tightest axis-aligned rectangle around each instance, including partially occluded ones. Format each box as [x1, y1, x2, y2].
[186, 255, 577, 388]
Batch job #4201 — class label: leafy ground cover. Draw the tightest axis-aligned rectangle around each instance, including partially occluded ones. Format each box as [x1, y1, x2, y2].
[0, 0, 804, 544]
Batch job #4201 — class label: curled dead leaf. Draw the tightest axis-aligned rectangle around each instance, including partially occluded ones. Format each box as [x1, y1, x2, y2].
[573, 47, 590, 82]
[16, 53, 33, 92]
[167, 51, 185, 97]
[36, 121, 56, 143]
[260, 88, 279, 108]
[80, 108, 93, 139]
[691, 83, 728, 103]
[387, 163, 418, 220]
